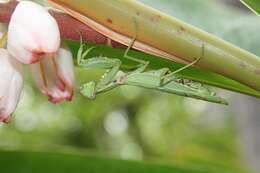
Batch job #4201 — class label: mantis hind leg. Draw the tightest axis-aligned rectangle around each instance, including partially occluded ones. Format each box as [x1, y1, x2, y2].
[163, 43, 204, 83]
[123, 19, 149, 73]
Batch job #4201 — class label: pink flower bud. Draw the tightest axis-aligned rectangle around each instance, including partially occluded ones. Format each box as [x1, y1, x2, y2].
[7, 1, 60, 64]
[30, 47, 75, 104]
[0, 48, 24, 123]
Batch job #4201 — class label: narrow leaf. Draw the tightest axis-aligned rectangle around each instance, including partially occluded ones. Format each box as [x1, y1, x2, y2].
[0, 150, 237, 173]
[240, 0, 260, 15]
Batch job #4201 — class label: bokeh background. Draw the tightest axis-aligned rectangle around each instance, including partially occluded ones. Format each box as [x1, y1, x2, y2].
[1, 0, 260, 173]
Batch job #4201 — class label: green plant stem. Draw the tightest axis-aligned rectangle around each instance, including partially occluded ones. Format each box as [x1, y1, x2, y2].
[49, 0, 260, 92]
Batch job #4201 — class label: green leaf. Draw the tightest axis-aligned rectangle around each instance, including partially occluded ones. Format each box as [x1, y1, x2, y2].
[240, 0, 260, 15]
[0, 150, 236, 173]
[66, 40, 260, 98]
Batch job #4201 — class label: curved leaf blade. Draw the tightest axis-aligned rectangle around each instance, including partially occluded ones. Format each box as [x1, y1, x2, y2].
[0, 150, 227, 173]
[240, 0, 260, 15]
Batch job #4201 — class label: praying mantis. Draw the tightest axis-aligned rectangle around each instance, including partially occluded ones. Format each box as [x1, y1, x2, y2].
[77, 37, 228, 105]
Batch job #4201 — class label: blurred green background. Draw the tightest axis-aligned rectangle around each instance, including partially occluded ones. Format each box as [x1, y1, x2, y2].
[1, 0, 260, 173]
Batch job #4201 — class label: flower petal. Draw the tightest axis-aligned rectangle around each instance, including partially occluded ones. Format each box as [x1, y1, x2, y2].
[7, 1, 60, 64]
[55, 47, 75, 93]
[30, 47, 75, 104]
[0, 48, 24, 123]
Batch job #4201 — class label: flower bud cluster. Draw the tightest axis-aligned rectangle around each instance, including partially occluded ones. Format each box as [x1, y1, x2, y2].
[0, 1, 75, 123]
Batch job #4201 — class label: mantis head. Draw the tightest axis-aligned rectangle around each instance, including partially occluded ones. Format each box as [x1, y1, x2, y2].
[80, 81, 96, 100]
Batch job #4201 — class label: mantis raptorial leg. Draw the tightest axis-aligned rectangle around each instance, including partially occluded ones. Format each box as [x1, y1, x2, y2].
[78, 54, 122, 99]
[77, 34, 121, 98]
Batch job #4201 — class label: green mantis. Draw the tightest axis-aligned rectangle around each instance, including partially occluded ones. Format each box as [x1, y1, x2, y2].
[77, 39, 228, 105]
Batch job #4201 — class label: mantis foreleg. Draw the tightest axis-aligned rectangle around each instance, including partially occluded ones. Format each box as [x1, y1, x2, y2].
[79, 57, 121, 99]
[77, 44, 123, 99]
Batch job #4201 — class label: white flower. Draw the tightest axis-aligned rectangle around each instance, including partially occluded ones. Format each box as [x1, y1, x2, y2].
[0, 1, 75, 123]
[7, 1, 60, 64]
[30, 47, 75, 104]
[0, 48, 23, 123]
